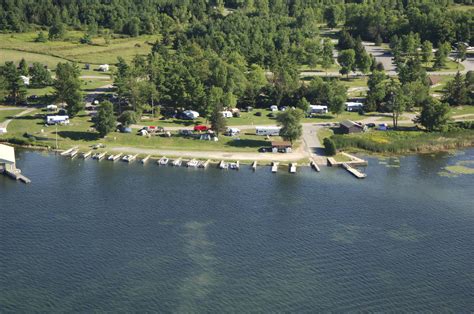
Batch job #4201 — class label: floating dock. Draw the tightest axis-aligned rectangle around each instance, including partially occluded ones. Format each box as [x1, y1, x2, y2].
[342, 163, 367, 179]
[219, 160, 228, 169]
[141, 155, 151, 164]
[289, 163, 297, 173]
[271, 162, 279, 173]
[69, 149, 79, 159]
[93, 152, 107, 160]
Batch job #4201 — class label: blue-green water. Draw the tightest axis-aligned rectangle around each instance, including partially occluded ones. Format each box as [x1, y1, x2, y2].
[1, 150, 473, 312]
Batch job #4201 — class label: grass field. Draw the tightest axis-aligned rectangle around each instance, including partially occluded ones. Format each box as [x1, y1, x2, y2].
[0, 109, 23, 123]
[0, 31, 157, 65]
[1, 109, 285, 153]
[450, 106, 474, 118]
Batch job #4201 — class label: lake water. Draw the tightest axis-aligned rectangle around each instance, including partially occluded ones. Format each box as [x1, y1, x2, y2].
[1, 150, 473, 312]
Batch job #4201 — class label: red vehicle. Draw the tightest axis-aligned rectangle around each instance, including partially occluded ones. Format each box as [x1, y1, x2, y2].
[194, 125, 209, 132]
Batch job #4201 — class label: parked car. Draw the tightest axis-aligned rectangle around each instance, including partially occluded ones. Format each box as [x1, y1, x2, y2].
[258, 147, 271, 153]
[179, 129, 194, 136]
[255, 111, 262, 117]
[194, 125, 209, 132]
[367, 123, 376, 128]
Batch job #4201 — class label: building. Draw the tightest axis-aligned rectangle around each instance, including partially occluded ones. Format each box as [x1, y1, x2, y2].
[339, 120, 366, 134]
[0, 144, 16, 173]
[271, 141, 292, 153]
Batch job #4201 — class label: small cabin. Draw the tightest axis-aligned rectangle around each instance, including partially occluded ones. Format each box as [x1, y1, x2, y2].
[339, 120, 366, 134]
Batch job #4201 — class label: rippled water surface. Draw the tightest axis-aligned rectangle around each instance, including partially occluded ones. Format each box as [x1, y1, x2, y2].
[1, 150, 473, 312]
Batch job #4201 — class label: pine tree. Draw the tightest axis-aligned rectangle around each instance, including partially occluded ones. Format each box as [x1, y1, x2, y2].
[443, 72, 468, 106]
[95, 101, 116, 137]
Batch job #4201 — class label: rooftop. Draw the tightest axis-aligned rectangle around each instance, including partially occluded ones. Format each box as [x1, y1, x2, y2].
[0, 144, 15, 164]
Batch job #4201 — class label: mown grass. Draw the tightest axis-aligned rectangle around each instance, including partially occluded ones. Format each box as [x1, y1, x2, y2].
[0, 109, 23, 122]
[1, 109, 285, 152]
[332, 129, 474, 153]
[0, 31, 157, 65]
[138, 110, 366, 127]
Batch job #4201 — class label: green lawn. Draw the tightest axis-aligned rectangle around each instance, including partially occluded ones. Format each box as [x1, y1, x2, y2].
[424, 60, 464, 72]
[450, 106, 474, 118]
[0, 109, 23, 122]
[1, 109, 286, 153]
[138, 110, 365, 128]
[0, 31, 157, 65]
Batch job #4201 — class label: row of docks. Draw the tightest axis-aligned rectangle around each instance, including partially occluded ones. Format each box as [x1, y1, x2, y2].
[59, 149, 365, 177]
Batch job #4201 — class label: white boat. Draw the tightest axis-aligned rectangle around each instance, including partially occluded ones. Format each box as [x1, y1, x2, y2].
[123, 154, 138, 163]
[112, 153, 122, 161]
[158, 157, 169, 165]
[108, 154, 115, 161]
[219, 160, 228, 169]
[82, 151, 92, 159]
[93, 152, 107, 160]
[229, 161, 239, 170]
[172, 158, 182, 167]
[187, 159, 199, 168]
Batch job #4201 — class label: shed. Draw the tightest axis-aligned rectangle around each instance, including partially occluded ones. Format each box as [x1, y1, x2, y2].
[271, 141, 292, 153]
[339, 120, 365, 134]
[0, 144, 16, 172]
[429, 76, 442, 86]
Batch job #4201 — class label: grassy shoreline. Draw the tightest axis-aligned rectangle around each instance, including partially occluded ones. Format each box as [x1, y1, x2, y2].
[331, 129, 474, 155]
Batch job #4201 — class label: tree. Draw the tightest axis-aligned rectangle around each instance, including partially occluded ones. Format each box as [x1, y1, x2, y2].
[455, 43, 467, 67]
[415, 98, 450, 132]
[18, 58, 28, 76]
[80, 33, 92, 44]
[398, 57, 427, 85]
[328, 80, 347, 115]
[49, 21, 66, 40]
[210, 103, 227, 136]
[117, 110, 137, 127]
[320, 38, 334, 74]
[421, 40, 433, 65]
[0, 61, 26, 105]
[323, 138, 336, 156]
[338, 49, 355, 77]
[95, 101, 116, 137]
[366, 70, 387, 112]
[54, 63, 83, 117]
[386, 79, 408, 129]
[35, 31, 48, 43]
[244, 64, 267, 106]
[297, 97, 310, 112]
[443, 72, 468, 106]
[432, 42, 451, 70]
[29, 62, 52, 88]
[276, 108, 304, 144]
[324, 6, 341, 29]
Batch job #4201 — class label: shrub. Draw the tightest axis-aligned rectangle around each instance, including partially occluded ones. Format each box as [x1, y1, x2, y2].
[323, 138, 337, 156]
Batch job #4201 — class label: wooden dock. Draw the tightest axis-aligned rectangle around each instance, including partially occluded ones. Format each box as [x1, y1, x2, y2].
[82, 151, 92, 159]
[4, 169, 31, 184]
[69, 149, 79, 159]
[200, 160, 210, 168]
[60, 147, 78, 156]
[251, 161, 257, 171]
[310, 159, 321, 172]
[289, 163, 297, 173]
[342, 163, 367, 179]
[172, 158, 182, 167]
[94, 152, 107, 160]
[219, 160, 228, 169]
[141, 155, 151, 164]
[271, 162, 279, 173]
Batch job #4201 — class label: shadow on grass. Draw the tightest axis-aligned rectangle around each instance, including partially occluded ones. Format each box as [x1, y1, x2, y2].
[57, 131, 99, 141]
[226, 138, 269, 149]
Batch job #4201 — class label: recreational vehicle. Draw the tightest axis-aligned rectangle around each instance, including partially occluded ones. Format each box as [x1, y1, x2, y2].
[255, 126, 281, 136]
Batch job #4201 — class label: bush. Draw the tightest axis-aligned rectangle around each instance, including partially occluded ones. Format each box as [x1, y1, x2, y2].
[323, 138, 337, 156]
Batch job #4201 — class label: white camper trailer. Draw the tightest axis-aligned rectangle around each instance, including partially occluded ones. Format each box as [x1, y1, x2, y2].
[46, 115, 70, 125]
[308, 105, 328, 114]
[345, 102, 363, 112]
[255, 126, 281, 136]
